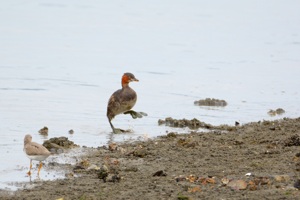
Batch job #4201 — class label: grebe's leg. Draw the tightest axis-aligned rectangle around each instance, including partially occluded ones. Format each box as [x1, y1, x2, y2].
[109, 119, 126, 134]
[124, 110, 148, 119]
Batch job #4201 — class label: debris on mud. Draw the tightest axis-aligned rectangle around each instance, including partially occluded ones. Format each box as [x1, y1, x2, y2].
[38, 126, 49, 135]
[268, 108, 285, 116]
[158, 117, 212, 129]
[194, 98, 227, 107]
[43, 136, 79, 153]
[153, 170, 167, 177]
[158, 117, 237, 131]
[98, 164, 109, 182]
[283, 134, 300, 146]
[294, 179, 300, 190]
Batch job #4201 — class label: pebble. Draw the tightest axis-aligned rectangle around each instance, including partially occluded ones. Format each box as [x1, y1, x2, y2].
[87, 164, 100, 170]
[221, 177, 230, 185]
[109, 143, 118, 151]
[294, 179, 300, 189]
[98, 165, 109, 181]
[227, 180, 248, 190]
[273, 175, 290, 183]
[153, 170, 167, 177]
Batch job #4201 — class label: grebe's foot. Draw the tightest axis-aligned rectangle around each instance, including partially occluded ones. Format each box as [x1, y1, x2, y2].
[113, 128, 132, 134]
[124, 110, 148, 119]
[139, 112, 148, 117]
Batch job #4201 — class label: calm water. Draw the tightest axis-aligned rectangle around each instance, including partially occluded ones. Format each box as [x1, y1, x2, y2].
[1, 0, 300, 190]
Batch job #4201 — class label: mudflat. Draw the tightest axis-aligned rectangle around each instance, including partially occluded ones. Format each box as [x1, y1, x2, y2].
[1, 117, 300, 200]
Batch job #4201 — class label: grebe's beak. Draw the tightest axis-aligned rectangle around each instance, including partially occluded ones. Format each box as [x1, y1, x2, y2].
[131, 78, 139, 82]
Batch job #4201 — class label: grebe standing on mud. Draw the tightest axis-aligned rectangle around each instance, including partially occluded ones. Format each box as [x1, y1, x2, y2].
[107, 72, 147, 133]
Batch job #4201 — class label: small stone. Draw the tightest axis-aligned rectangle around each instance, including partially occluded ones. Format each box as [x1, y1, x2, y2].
[118, 147, 127, 154]
[248, 181, 257, 191]
[294, 179, 300, 190]
[109, 143, 118, 151]
[65, 172, 74, 178]
[175, 176, 187, 182]
[205, 178, 216, 184]
[68, 129, 74, 134]
[253, 177, 271, 185]
[273, 175, 290, 183]
[188, 186, 201, 193]
[227, 180, 247, 190]
[153, 170, 167, 177]
[73, 165, 85, 172]
[98, 165, 109, 181]
[269, 126, 276, 131]
[187, 175, 197, 183]
[167, 132, 177, 138]
[107, 173, 121, 183]
[295, 162, 300, 171]
[87, 164, 100, 171]
[133, 148, 147, 158]
[79, 159, 90, 168]
[221, 177, 230, 185]
[245, 173, 252, 176]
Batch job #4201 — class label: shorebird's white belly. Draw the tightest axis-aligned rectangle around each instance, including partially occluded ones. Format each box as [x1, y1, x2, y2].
[26, 154, 49, 161]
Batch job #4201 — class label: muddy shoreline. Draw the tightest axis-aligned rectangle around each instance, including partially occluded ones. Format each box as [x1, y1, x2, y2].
[1, 117, 300, 199]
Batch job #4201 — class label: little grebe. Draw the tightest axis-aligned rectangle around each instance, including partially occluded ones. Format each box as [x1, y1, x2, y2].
[107, 73, 146, 133]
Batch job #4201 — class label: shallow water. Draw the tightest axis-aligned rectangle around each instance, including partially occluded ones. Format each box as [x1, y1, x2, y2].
[1, 0, 300, 190]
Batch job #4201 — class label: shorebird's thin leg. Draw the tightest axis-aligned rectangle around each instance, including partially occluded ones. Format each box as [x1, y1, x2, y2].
[37, 162, 43, 176]
[27, 160, 32, 176]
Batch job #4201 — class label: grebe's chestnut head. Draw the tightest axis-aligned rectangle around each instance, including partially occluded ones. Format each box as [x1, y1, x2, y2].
[122, 72, 139, 87]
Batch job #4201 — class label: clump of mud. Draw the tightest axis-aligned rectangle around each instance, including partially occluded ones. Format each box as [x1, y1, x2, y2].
[158, 117, 237, 131]
[38, 126, 49, 135]
[43, 137, 79, 153]
[268, 108, 285, 116]
[283, 134, 300, 146]
[158, 117, 212, 129]
[194, 98, 227, 107]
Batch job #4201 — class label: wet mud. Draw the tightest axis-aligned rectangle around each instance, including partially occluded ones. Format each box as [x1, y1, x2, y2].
[1, 118, 300, 199]
[194, 98, 228, 107]
[43, 137, 79, 153]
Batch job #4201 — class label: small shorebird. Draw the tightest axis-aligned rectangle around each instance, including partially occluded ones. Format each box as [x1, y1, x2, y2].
[23, 134, 51, 176]
[107, 72, 147, 133]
